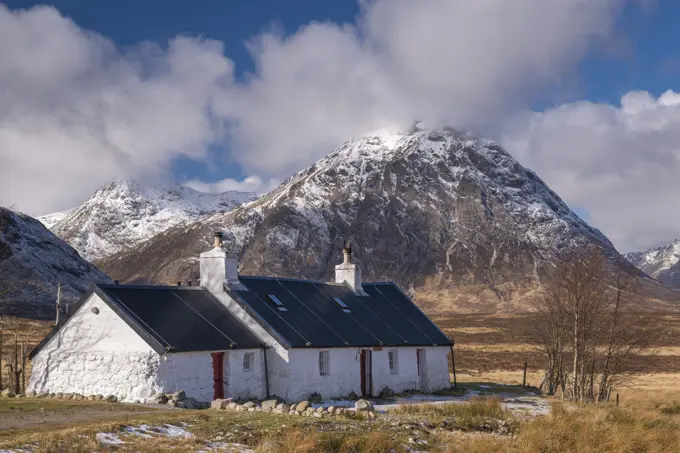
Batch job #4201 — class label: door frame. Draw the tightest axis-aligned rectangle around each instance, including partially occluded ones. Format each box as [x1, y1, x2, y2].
[360, 349, 373, 397]
[416, 348, 426, 392]
[211, 352, 225, 400]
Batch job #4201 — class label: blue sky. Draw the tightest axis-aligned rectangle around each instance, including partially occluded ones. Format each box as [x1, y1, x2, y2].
[2, 0, 680, 251]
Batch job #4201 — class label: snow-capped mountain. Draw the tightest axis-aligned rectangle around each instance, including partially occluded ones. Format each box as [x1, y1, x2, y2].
[626, 240, 680, 289]
[37, 209, 73, 229]
[98, 125, 659, 311]
[44, 180, 258, 262]
[0, 207, 111, 317]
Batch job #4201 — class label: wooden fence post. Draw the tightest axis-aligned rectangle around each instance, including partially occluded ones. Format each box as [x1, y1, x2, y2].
[449, 343, 457, 389]
[523, 362, 528, 388]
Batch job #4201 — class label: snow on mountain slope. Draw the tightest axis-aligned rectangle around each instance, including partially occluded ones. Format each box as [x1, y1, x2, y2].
[0, 207, 111, 317]
[38, 209, 73, 229]
[626, 240, 680, 289]
[46, 181, 258, 262]
[99, 125, 662, 312]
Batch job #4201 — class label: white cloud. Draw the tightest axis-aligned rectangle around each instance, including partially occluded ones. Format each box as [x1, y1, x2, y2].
[219, 0, 632, 177]
[502, 90, 680, 253]
[0, 5, 233, 215]
[184, 175, 279, 194]
[3, 0, 663, 259]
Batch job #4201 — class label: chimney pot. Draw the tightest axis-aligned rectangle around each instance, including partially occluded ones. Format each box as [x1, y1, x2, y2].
[214, 231, 224, 249]
[335, 238, 365, 295]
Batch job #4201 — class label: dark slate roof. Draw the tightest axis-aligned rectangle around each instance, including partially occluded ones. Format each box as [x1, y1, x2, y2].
[229, 277, 452, 349]
[30, 285, 263, 359]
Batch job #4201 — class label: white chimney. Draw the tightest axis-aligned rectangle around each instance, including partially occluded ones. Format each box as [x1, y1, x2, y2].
[200, 232, 240, 293]
[334, 239, 366, 295]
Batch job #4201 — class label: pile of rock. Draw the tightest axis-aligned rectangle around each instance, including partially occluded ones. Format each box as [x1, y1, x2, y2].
[210, 397, 376, 419]
[0, 389, 118, 402]
[147, 390, 208, 409]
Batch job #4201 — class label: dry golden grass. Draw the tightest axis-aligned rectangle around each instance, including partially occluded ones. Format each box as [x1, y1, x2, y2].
[255, 430, 403, 453]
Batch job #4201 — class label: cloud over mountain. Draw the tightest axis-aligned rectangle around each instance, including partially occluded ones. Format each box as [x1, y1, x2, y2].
[4, 0, 677, 254]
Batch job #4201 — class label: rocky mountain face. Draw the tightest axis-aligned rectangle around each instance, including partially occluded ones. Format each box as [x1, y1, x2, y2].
[98, 126, 656, 312]
[0, 207, 111, 318]
[41, 181, 258, 262]
[626, 240, 680, 289]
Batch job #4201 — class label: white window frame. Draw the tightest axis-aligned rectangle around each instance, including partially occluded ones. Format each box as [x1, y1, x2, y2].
[388, 349, 398, 375]
[243, 352, 255, 372]
[319, 350, 330, 376]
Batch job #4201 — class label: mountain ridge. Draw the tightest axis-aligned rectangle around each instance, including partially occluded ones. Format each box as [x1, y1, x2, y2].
[97, 126, 670, 312]
[626, 239, 680, 290]
[42, 180, 258, 262]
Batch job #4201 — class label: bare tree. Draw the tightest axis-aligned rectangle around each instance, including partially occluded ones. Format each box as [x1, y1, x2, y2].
[535, 248, 656, 402]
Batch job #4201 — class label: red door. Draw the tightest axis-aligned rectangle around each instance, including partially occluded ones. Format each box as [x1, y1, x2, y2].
[211, 352, 224, 399]
[360, 349, 373, 397]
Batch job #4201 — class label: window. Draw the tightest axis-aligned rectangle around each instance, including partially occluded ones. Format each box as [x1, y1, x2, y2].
[243, 352, 255, 372]
[268, 294, 287, 311]
[319, 351, 330, 376]
[332, 297, 351, 313]
[388, 349, 398, 375]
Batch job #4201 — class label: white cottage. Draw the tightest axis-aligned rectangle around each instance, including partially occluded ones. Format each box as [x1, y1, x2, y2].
[28, 234, 454, 403]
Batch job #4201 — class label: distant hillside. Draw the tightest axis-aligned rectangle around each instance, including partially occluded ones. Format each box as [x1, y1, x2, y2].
[626, 240, 680, 290]
[0, 207, 111, 318]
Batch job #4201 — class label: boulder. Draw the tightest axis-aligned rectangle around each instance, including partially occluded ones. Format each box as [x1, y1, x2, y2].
[2, 389, 17, 398]
[151, 393, 169, 404]
[296, 401, 310, 412]
[211, 398, 232, 410]
[86, 395, 97, 401]
[172, 390, 186, 401]
[355, 399, 373, 412]
[243, 401, 257, 409]
[167, 400, 177, 407]
[327, 406, 336, 415]
[278, 403, 290, 412]
[368, 411, 376, 419]
[104, 395, 118, 403]
[95, 394, 104, 401]
[37, 393, 50, 399]
[227, 402, 238, 410]
[304, 407, 315, 416]
[315, 407, 325, 414]
[55, 392, 64, 399]
[14, 394, 24, 398]
[289, 409, 297, 415]
[336, 408, 345, 415]
[25, 391, 37, 398]
[261, 399, 280, 410]
[313, 412, 322, 418]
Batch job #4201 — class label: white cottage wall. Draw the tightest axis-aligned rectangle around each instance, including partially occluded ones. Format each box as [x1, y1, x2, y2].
[269, 348, 361, 402]
[268, 346, 452, 402]
[224, 349, 266, 400]
[371, 348, 420, 394]
[28, 294, 162, 402]
[421, 346, 452, 392]
[157, 349, 266, 403]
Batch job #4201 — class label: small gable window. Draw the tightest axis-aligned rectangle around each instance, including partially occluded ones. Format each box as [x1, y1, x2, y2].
[388, 349, 398, 375]
[319, 350, 330, 376]
[243, 352, 255, 372]
[332, 297, 351, 313]
[268, 294, 287, 311]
